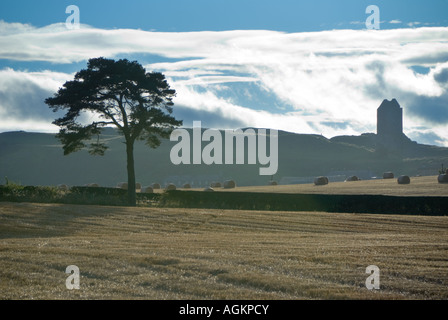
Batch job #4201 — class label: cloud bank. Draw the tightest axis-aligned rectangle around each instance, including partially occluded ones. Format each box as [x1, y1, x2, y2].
[0, 21, 447, 146]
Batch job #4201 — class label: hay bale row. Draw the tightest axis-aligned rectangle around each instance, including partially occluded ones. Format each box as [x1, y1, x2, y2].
[397, 175, 410, 184]
[314, 176, 329, 186]
[115, 182, 174, 192]
[165, 183, 176, 191]
[183, 183, 191, 189]
[211, 182, 222, 188]
[438, 174, 448, 184]
[141, 186, 154, 194]
[116, 182, 128, 190]
[223, 180, 236, 189]
[345, 176, 359, 182]
[383, 172, 394, 179]
[116, 182, 143, 190]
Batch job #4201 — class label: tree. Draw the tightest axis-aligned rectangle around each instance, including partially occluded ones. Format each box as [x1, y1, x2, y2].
[45, 57, 182, 206]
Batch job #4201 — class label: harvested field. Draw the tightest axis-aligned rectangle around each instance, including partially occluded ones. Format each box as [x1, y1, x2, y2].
[214, 175, 448, 197]
[0, 201, 447, 300]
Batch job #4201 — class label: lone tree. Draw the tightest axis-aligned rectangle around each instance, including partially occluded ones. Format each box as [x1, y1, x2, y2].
[45, 57, 182, 206]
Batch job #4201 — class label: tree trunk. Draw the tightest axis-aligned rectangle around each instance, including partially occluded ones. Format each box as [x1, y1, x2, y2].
[126, 140, 137, 206]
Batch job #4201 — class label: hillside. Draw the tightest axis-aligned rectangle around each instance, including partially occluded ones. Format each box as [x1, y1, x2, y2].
[0, 128, 447, 188]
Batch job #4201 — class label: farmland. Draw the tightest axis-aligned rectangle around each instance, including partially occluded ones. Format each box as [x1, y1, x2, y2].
[203, 175, 448, 197]
[1, 187, 447, 299]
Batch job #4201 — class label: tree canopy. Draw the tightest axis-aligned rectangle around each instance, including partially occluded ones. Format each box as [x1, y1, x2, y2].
[45, 57, 182, 205]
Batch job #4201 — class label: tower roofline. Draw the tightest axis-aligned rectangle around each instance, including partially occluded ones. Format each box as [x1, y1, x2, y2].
[378, 98, 401, 110]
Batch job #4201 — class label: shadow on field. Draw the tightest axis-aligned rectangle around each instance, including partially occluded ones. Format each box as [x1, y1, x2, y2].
[1, 185, 447, 216]
[0, 202, 118, 239]
[159, 191, 448, 216]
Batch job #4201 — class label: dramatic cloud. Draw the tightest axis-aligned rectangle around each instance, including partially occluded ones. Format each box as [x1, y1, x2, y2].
[0, 68, 71, 132]
[0, 21, 447, 145]
[434, 66, 448, 85]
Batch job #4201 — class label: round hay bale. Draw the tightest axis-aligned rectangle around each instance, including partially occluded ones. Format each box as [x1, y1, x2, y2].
[438, 174, 448, 184]
[345, 176, 359, 182]
[204, 187, 215, 192]
[383, 172, 394, 179]
[223, 180, 236, 189]
[141, 186, 153, 193]
[269, 181, 278, 186]
[314, 176, 329, 186]
[165, 183, 176, 191]
[87, 183, 100, 187]
[151, 183, 161, 189]
[397, 175, 410, 184]
[116, 182, 128, 190]
[57, 184, 69, 191]
[211, 182, 222, 188]
[135, 182, 142, 190]
[183, 183, 191, 189]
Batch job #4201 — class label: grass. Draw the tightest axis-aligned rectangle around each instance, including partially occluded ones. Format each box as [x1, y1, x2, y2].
[1, 201, 447, 300]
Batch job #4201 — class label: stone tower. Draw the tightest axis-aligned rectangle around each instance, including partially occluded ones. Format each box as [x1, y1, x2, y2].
[377, 98, 403, 138]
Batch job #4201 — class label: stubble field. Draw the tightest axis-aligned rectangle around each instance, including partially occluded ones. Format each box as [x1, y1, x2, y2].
[1, 178, 447, 300]
[202, 175, 448, 197]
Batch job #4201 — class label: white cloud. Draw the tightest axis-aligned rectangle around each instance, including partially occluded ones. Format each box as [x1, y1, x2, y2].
[0, 20, 34, 34]
[0, 119, 59, 133]
[408, 22, 422, 27]
[0, 68, 74, 131]
[172, 82, 316, 133]
[0, 21, 447, 146]
[174, 75, 259, 86]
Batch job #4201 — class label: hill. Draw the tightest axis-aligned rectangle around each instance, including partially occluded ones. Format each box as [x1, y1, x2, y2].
[0, 128, 447, 188]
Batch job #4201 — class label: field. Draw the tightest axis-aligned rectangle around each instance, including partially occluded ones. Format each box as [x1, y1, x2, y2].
[200, 175, 448, 197]
[1, 177, 448, 300]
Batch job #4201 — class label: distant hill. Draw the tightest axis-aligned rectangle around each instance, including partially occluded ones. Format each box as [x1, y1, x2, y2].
[1, 128, 447, 188]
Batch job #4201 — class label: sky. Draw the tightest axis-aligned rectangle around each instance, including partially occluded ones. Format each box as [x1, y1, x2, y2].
[0, 0, 447, 146]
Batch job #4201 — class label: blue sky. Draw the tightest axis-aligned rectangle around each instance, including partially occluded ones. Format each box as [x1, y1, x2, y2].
[2, 0, 448, 32]
[0, 0, 448, 146]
